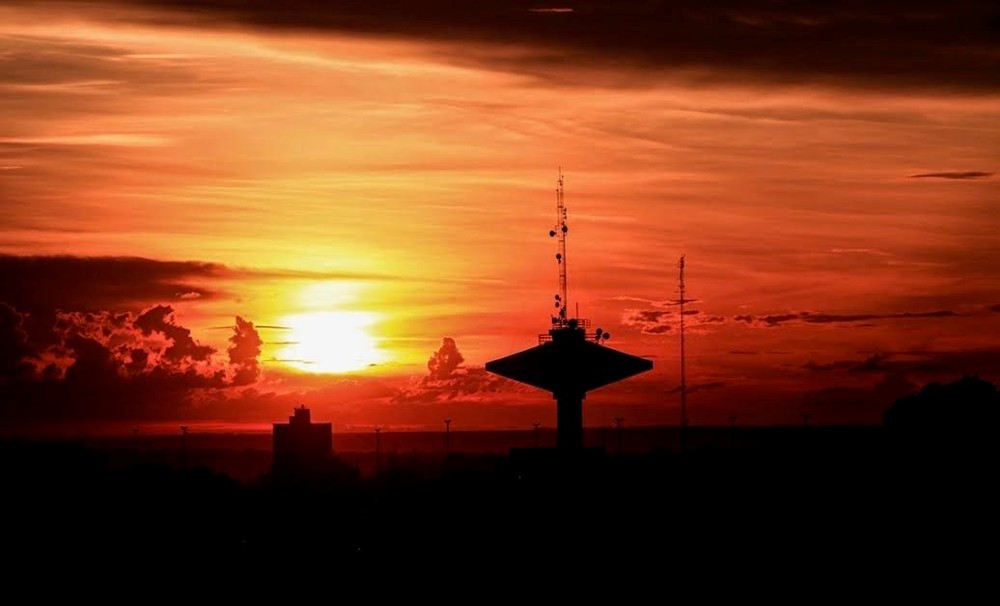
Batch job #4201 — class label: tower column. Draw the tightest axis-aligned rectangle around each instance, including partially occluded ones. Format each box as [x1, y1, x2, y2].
[555, 391, 585, 449]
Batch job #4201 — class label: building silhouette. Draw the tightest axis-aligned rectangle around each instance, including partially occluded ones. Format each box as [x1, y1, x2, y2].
[272, 405, 332, 472]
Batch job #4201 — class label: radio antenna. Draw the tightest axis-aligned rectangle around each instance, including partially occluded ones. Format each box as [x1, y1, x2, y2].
[549, 168, 569, 326]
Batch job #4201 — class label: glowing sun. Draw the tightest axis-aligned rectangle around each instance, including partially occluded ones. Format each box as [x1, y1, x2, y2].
[279, 311, 384, 373]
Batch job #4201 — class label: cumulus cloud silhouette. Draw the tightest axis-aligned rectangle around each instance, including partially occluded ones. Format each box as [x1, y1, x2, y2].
[427, 337, 464, 380]
[393, 337, 521, 404]
[228, 316, 262, 385]
[135, 304, 214, 363]
[0, 301, 265, 420]
[0, 303, 33, 381]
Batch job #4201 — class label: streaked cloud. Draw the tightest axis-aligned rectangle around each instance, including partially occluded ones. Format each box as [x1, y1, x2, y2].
[734, 310, 959, 328]
[909, 171, 993, 180]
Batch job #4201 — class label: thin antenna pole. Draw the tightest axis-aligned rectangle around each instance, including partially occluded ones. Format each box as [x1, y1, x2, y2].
[550, 168, 569, 325]
[679, 255, 687, 455]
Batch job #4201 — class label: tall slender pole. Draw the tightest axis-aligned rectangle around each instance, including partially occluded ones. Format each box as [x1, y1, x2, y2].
[679, 255, 688, 455]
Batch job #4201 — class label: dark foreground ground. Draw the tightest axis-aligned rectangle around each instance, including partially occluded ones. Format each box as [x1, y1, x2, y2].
[2, 427, 996, 581]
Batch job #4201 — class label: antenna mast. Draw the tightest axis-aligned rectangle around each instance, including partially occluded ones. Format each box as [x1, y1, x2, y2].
[550, 168, 569, 325]
[679, 254, 687, 454]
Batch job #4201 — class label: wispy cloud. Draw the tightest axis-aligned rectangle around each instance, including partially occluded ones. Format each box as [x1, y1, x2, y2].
[0, 134, 170, 147]
[667, 381, 726, 395]
[909, 171, 993, 180]
[734, 310, 959, 328]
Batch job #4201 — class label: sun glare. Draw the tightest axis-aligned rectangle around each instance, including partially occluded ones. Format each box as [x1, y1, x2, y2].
[279, 311, 384, 373]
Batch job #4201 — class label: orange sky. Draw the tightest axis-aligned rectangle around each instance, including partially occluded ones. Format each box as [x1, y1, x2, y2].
[1, 2, 998, 429]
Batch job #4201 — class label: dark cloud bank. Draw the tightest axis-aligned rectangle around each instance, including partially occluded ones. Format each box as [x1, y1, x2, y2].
[0, 301, 262, 420]
[0, 255, 264, 421]
[40, 0, 1000, 90]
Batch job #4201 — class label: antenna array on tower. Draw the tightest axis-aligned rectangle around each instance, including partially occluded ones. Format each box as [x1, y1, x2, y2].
[549, 168, 570, 326]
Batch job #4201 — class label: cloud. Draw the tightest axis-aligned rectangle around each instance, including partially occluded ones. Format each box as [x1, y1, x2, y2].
[666, 381, 726, 395]
[0, 255, 221, 313]
[426, 337, 464, 380]
[623, 308, 725, 334]
[0, 303, 34, 381]
[134, 304, 213, 362]
[0, 255, 412, 315]
[0, 301, 265, 420]
[622, 309, 672, 334]
[806, 348, 1000, 380]
[804, 353, 888, 373]
[393, 337, 522, 404]
[228, 316, 262, 386]
[735, 309, 959, 327]
[84, 0, 1000, 91]
[909, 171, 993, 180]
[801, 373, 918, 425]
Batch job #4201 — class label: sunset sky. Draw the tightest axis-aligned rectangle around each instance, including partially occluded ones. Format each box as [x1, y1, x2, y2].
[1, 1, 997, 431]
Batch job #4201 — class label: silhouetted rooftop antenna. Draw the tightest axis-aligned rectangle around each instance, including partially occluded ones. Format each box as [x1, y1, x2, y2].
[678, 255, 688, 455]
[549, 168, 570, 326]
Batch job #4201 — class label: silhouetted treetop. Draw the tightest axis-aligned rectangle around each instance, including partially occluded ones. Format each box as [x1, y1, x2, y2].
[884, 375, 999, 433]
